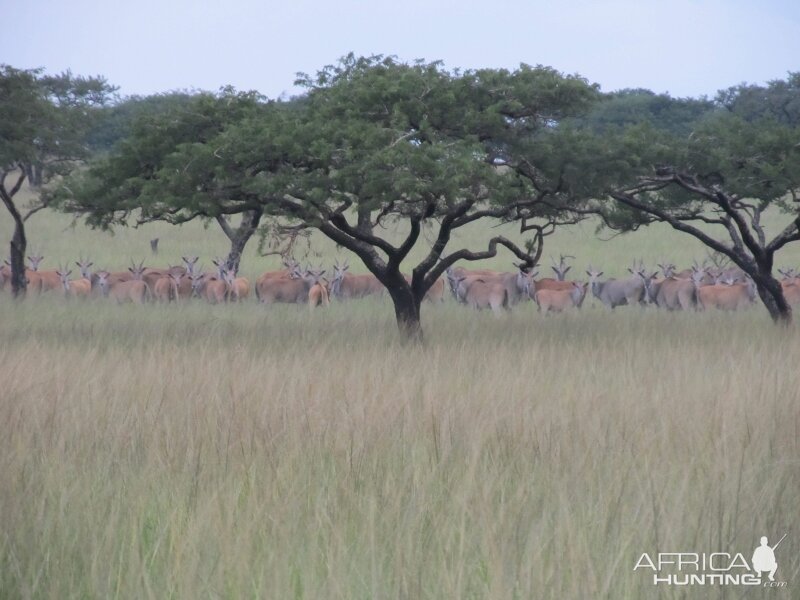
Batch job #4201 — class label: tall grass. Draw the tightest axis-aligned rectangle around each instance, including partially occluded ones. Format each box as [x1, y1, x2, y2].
[2, 202, 799, 597]
[0, 297, 798, 598]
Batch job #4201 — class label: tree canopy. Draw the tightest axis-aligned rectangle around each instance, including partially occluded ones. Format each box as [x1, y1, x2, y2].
[578, 75, 800, 323]
[56, 57, 800, 328]
[62, 55, 600, 336]
[0, 65, 115, 295]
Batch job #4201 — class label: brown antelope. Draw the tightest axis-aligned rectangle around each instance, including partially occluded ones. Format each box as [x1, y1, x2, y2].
[27, 254, 61, 293]
[451, 276, 509, 315]
[778, 270, 800, 306]
[259, 267, 326, 305]
[649, 267, 704, 310]
[190, 269, 229, 304]
[255, 258, 300, 302]
[142, 266, 177, 290]
[228, 272, 250, 302]
[696, 277, 757, 311]
[782, 281, 800, 306]
[308, 282, 330, 309]
[212, 258, 250, 302]
[330, 260, 384, 300]
[445, 265, 501, 298]
[96, 271, 151, 304]
[403, 273, 446, 303]
[3, 259, 42, 294]
[55, 267, 92, 299]
[447, 264, 530, 305]
[153, 272, 182, 303]
[534, 281, 589, 313]
[75, 258, 103, 292]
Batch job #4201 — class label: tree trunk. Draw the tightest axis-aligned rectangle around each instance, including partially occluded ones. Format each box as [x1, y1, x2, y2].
[1, 191, 28, 298]
[218, 208, 263, 273]
[9, 216, 27, 298]
[388, 284, 423, 341]
[753, 271, 792, 326]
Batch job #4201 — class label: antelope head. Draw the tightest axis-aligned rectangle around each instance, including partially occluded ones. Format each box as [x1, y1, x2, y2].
[182, 256, 200, 275]
[189, 270, 206, 297]
[96, 271, 111, 297]
[550, 254, 573, 281]
[75, 258, 94, 279]
[128, 260, 146, 280]
[28, 254, 44, 271]
[55, 265, 72, 291]
[657, 261, 676, 278]
[211, 257, 227, 279]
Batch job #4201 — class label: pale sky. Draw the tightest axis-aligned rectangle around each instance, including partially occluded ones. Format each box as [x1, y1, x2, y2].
[3, 0, 798, 99]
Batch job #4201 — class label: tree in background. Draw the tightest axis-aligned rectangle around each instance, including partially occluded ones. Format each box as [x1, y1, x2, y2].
[0, 65, 114, 296]
[63, 56, 598, 338]
[59, 88, 272, 273]
[580, 75, 800, 324]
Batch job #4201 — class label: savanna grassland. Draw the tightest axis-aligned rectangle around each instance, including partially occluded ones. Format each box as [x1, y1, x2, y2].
[1, 196, 799, 598]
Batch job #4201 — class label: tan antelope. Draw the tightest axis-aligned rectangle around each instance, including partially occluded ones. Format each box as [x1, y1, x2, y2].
[228, 272, 250, 302]
[778, 269, 800, 306]
[153, 272, 182, 303]
[308, 282, 330, 309]
[782, 281, 800, 306]
[190, 269, 229, 304]
[255, 257, 300, 302]
[534, 281, 589, 313]
[330, 260, 384, 300]
[3, 258, 43, 294]
[455, 277, 509, 315]
[445, 265, 501, 298]
[447, 264, 530, 305]
[137, 263, 185, 290]
[649, 267, 705, 310]
[55, 267, 92, 299]
[96, 271, 151, 304]
[27, 254, 61, 293]
[212, 258, 250, 302]
[259, 267, 326, 305]
[696, 277, 757, 311]
[403, 273, 446, 303]
[75, 258, 104, 293]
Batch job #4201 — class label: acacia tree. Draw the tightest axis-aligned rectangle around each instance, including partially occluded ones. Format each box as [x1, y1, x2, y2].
[60, 89, 271, 273]
[63, 56, 597, 337]
[580, 76, 800, 324]
[0, 65, 114, 296]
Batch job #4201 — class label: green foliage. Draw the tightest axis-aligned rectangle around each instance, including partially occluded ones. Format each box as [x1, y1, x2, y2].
[63, 55, 601, 242]
[85, 92, 198, 152]
[716, 72, 800, 126]
[0, 64, 115, 181]
[580, 88, 714, 137]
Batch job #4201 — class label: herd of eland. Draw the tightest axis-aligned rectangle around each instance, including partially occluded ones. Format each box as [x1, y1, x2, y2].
[2, 254, 800, 315]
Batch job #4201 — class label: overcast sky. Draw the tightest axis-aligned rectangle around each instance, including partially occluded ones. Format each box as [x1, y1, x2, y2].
[3, 0, 798, 100]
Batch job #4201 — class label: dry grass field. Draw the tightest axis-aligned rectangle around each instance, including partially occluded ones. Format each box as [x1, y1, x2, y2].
[1, 197, 799, 598]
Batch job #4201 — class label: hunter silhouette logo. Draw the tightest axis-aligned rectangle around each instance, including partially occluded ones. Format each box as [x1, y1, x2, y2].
[634, 533, 789, 587]
[752, 534, 785, 582]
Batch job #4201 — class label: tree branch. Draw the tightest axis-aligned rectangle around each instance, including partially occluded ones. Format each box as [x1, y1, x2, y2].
[609, 191, 757, 272]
